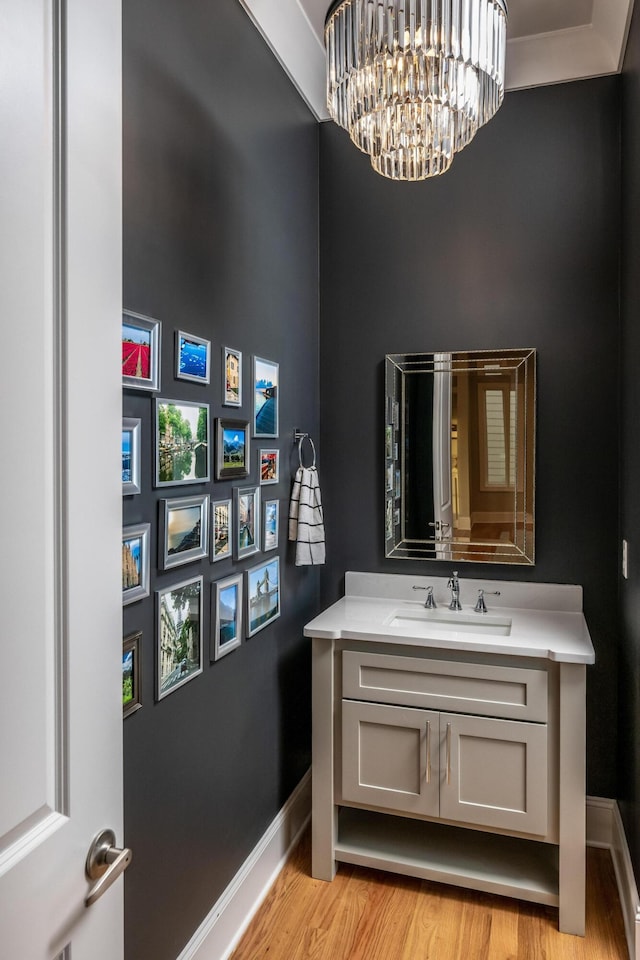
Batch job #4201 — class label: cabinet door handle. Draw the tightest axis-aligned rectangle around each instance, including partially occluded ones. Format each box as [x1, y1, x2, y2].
[425, 721, 431, 784]
[446, 722, 452, 785]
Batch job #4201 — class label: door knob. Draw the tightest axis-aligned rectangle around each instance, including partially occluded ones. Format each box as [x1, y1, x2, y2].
[85, 828, 132, 907]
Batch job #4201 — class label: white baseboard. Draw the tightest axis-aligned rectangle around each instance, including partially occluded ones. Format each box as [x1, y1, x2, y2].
[177, 769, 312, 960]
[587, 796, 640, 960]
[177, 787, 637, 960]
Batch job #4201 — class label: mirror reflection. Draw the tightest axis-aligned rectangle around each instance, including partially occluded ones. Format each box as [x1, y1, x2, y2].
[385, 349, 536, 564]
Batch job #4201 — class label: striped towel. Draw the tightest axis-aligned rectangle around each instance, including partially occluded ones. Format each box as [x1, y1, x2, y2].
[288, 466, 326, 566]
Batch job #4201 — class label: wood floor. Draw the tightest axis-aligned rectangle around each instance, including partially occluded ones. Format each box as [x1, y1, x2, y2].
[230, 827, 629, 960]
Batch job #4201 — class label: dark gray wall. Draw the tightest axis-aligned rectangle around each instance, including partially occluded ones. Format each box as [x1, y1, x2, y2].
[122, 2, 319, 957]
[620, 3, 640, 879]
[319, 78, 621, 799]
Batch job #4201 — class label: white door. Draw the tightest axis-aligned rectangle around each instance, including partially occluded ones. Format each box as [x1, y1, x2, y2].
[432, 352, 453, 558]
[0, 1, 124, 958]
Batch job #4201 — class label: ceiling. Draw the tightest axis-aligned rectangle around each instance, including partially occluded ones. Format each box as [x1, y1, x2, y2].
[239, 0, 635, 120]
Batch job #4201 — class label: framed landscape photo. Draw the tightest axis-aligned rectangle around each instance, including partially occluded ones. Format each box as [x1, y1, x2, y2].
[215, 418, 250, 480]
[176, 330, 211, 385]
[223, 347, 242, 407]
[159, 494, 209, 570]
[123, 631, 142, 718]
[211, 497, 232, 563]
[259, 448, 279, 485]
[155, 399, 210, 487]
[234, 485, 260, 560]
[263, 498, 279, 552]
[122, 417, 141, 495]
[122, 522, 150, 605]
[253, 356, 279, 438]
[211, 574, 243, 661]
[246, 557, 280, 638]
[156, 575, 203, 701]
[122, 310, 160, 391]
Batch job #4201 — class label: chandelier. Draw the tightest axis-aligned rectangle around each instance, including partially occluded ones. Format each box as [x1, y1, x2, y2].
[325, 0, 508, 181]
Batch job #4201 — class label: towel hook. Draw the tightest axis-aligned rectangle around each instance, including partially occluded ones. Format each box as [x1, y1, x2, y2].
[293, 430, 316, 469]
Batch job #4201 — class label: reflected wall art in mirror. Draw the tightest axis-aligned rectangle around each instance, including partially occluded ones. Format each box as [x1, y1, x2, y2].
[385, 349, 536, 565]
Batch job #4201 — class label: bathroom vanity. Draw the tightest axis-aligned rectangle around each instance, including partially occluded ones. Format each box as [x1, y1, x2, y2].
[304, 572, 595, 936]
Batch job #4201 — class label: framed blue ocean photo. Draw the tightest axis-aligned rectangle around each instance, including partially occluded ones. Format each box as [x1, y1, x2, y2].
[211, 574, 243, 661]
[176, 330, 211, 384]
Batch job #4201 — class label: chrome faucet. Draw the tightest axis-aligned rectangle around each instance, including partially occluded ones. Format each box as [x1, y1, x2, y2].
[447, 571, 462, 610]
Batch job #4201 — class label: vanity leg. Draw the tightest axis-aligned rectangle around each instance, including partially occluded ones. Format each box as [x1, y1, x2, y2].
[311, 636, 337, 881]
[558, 663, 586, 936]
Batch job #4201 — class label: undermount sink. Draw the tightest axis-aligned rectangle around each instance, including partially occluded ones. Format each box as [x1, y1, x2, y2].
[386, 608, 513, 637]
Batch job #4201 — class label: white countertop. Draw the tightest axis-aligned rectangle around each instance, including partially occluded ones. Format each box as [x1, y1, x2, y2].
[304, 572, 595, 664]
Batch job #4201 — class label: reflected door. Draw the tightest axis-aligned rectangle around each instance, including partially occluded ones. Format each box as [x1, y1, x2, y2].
[432, 353, 453, 559]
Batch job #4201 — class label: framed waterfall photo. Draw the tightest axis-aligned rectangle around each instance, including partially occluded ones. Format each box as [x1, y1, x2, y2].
[234, 485, 260, 560]
[253, 356, 278, 438]
[122, 310, 161, 391]
[176, 330, 211, 385]
[211, 573, 243, 661]
[155, 399, 210, 487]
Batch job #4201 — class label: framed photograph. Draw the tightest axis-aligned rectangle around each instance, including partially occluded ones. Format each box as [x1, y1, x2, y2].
[211, 497, 232, 563]
[176, 330, 211, 385]
[122, 523, 150, 605]
[123, 631, 142, 718]
[234, 485, 260, 560]
[246, 557, 280, 638]
[259, 449, 279, 485]
[156, 575, 203, 701]
[263, 498, 279, 552]
[215, 417, 250, 480]
[223, 347, 242, 407]
[155, 398, 210, 487]
[211, 574, 243, 661]
[159, 494, 209, 570]
[122, 417, 141, 495]
[122, 310, 161, 391]
[253, 356, 279, 438]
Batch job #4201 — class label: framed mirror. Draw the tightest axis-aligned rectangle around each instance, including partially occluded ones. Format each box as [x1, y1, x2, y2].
[385, 349, 536, 565]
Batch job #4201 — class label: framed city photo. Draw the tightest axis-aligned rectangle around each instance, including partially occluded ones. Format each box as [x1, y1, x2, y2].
[234, 485, 260, 560]
[156, 575, 203, 701]
[211, 497, 232, 563]
[253, 356, 279, 438]
[176, 330, 211, 385]
[122, 522, 150, 605]
[122, 417, 141, 495]
[211, 574, 243, 661]
[159, 494, 209, 570]
[122, 310, 160, 391]
[259, 448, 279, 485]
[263, 498, 279, 552]
[223, 346, 242, 407]
[215, 418, 250, 480]
[123, 631, 142, 718]
[155, 399, 210, 487]
[246, 557, 280, 638]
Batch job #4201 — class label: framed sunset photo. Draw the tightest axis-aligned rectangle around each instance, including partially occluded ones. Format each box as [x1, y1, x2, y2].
[159, 494, 209, 570]
[122, 310, 160, 391]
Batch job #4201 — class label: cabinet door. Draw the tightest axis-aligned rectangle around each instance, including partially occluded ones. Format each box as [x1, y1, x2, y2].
[440, 713, 548, 836]
[342, 700, 439, 816]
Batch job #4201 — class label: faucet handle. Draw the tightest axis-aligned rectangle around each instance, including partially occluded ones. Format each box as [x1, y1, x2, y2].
[412, 585, 437, 608]
[474, 588, 501, 613]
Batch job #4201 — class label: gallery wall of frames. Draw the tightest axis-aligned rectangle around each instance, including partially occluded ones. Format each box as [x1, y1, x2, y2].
[122, 309, 283, 714]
